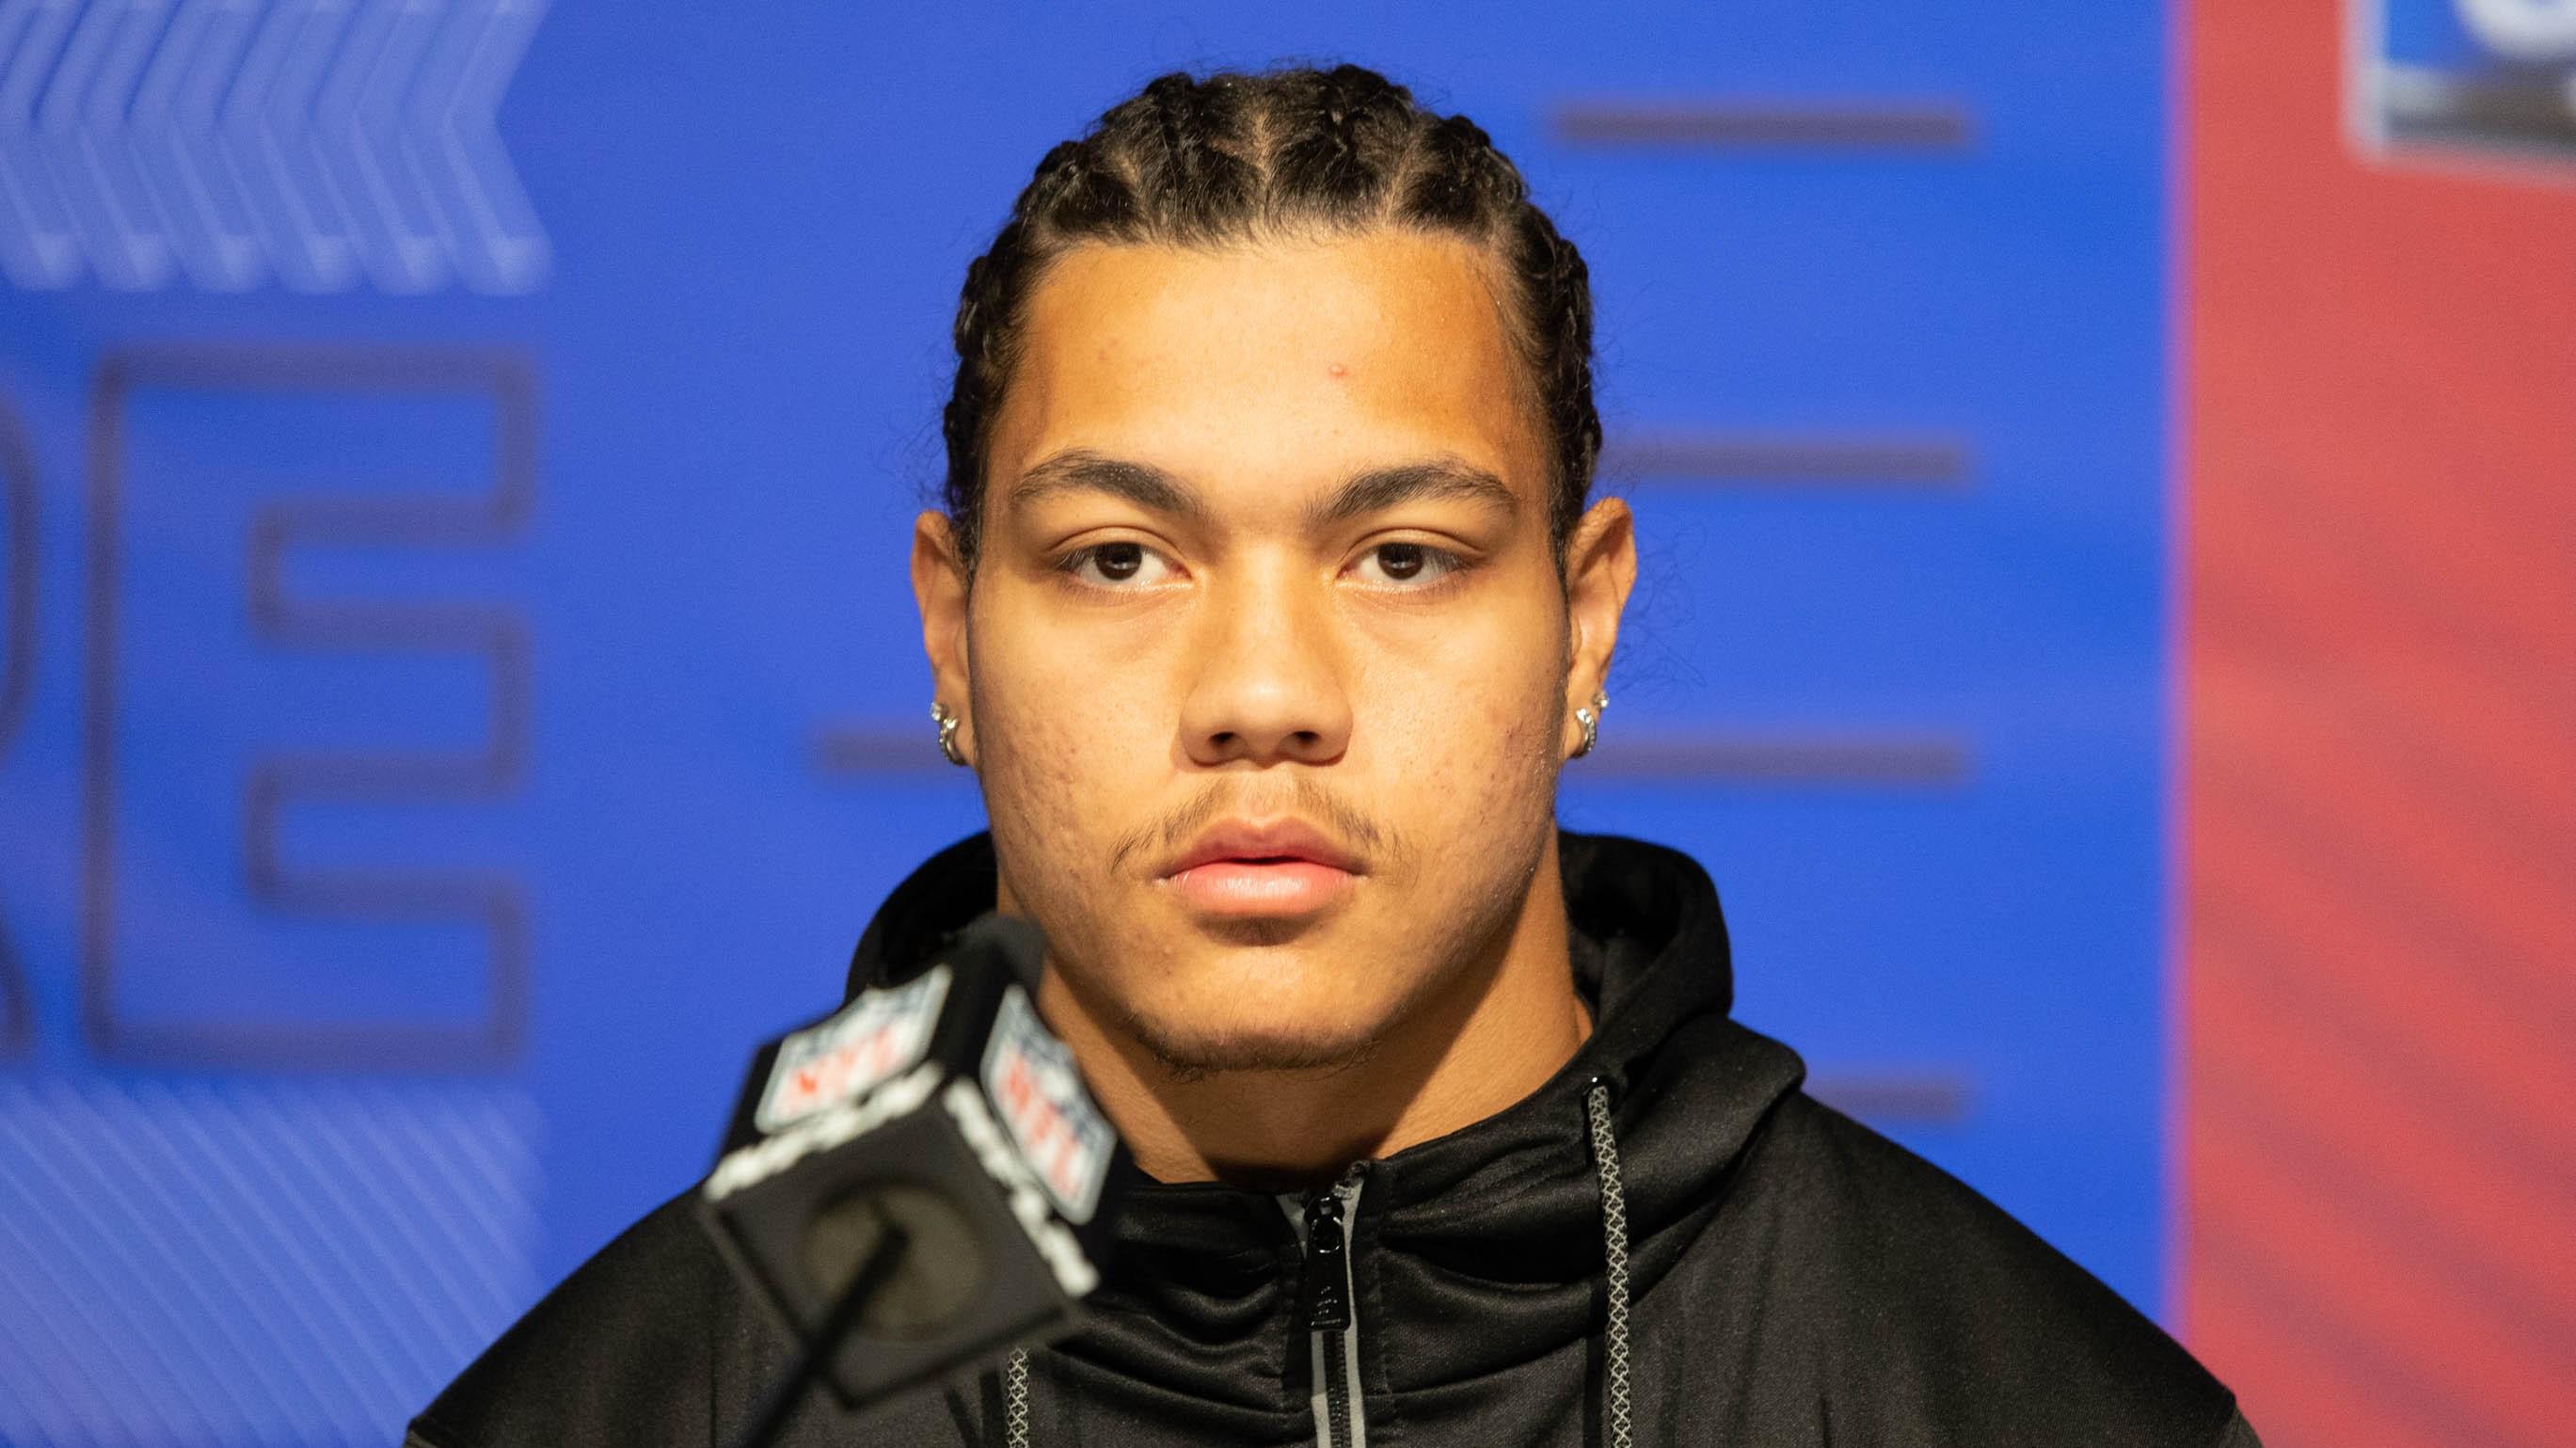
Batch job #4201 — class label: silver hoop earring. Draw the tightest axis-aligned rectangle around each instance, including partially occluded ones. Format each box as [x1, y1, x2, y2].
[1571, 690, 1608, 759]
[930, 700, 968, 767]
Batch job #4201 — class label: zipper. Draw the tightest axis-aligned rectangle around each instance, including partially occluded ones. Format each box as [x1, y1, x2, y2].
[1285, 1164, 1367, 1448]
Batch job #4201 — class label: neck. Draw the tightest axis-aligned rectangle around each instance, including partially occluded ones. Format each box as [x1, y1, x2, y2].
[1035, 834, 1593, 1190]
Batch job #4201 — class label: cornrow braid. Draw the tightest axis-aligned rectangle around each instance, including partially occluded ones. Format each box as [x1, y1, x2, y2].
[940, 63, 1600, 574]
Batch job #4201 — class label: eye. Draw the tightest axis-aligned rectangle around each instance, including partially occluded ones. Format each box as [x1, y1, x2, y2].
[1349, 542, 1463, 587]
[1056, 540, 1178, 588]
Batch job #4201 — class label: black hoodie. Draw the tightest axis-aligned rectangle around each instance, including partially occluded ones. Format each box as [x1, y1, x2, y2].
[407, 830, 2261, 1448]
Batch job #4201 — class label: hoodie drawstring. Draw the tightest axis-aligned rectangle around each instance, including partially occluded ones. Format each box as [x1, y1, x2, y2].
[1002, 1085, 1635, 1448]
[1003, 1348, 1031, 1448]
[1585, 1079, 1634, 1448]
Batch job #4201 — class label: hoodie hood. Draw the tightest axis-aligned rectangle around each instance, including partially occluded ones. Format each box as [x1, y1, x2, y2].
[839, 828, 1808, 1429]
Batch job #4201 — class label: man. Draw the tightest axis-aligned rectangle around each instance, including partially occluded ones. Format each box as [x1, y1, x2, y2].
[409, 64, 2260, 1448]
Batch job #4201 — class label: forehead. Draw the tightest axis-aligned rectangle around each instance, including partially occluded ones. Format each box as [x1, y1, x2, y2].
[987, 231, 1542, 506]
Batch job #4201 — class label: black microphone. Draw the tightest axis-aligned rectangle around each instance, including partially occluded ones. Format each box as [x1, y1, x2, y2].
[697, 913, 1127, 1441]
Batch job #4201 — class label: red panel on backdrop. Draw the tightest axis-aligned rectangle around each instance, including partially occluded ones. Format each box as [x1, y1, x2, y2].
[2181, 2, 2576, 1444]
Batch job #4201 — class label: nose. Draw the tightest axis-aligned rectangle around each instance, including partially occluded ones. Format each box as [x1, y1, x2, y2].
[1177, 561, 1353, 768]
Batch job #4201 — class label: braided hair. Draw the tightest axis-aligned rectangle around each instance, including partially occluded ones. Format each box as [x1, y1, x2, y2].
[941, 63, 1600, 573]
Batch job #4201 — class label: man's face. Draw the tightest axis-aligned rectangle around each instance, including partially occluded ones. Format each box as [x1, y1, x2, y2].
[916, 231, 1619, 1074]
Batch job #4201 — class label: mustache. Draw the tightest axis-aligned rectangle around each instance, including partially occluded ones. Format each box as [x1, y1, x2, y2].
[1108, 774, 1392, 876]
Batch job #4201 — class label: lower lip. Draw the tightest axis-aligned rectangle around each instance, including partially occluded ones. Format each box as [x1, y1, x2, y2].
[1162, 860, 1359, 916]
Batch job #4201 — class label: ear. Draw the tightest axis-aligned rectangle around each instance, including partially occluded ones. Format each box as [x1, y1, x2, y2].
[1560, 496, 1637, 760]
[911, 510, 976, 767]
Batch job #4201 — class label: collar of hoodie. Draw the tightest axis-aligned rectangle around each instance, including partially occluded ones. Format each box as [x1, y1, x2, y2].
[840, 830, 1806, 1443]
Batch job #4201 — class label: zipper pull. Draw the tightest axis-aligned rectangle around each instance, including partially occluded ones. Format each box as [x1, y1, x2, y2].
[1297, 1186, 1349, 1332]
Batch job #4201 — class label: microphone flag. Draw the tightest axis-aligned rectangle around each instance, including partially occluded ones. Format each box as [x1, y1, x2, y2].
[698, 913, 1128, 1411]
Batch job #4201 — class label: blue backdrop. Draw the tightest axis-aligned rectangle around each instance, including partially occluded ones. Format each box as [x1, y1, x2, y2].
[0, 3, 2169, 1440]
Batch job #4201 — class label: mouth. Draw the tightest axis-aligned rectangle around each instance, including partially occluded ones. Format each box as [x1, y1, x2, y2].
[1157, 819, 1363, 918]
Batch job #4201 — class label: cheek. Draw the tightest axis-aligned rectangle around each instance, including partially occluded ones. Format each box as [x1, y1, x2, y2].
[1458, 687, 1560, 835]
[970, 627, 1169, 849]
[1364, 629, 1562, 837]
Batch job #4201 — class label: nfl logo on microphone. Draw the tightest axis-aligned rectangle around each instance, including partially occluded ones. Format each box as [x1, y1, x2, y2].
[2356, 0, 2576, 162]
[983, 989, 1115, 1225]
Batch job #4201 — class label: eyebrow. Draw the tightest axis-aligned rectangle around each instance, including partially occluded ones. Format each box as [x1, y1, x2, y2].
[1305, 458, 1518, 528]
[1008, 449, 1209, 522]
[1006, 448, 1519, 530]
